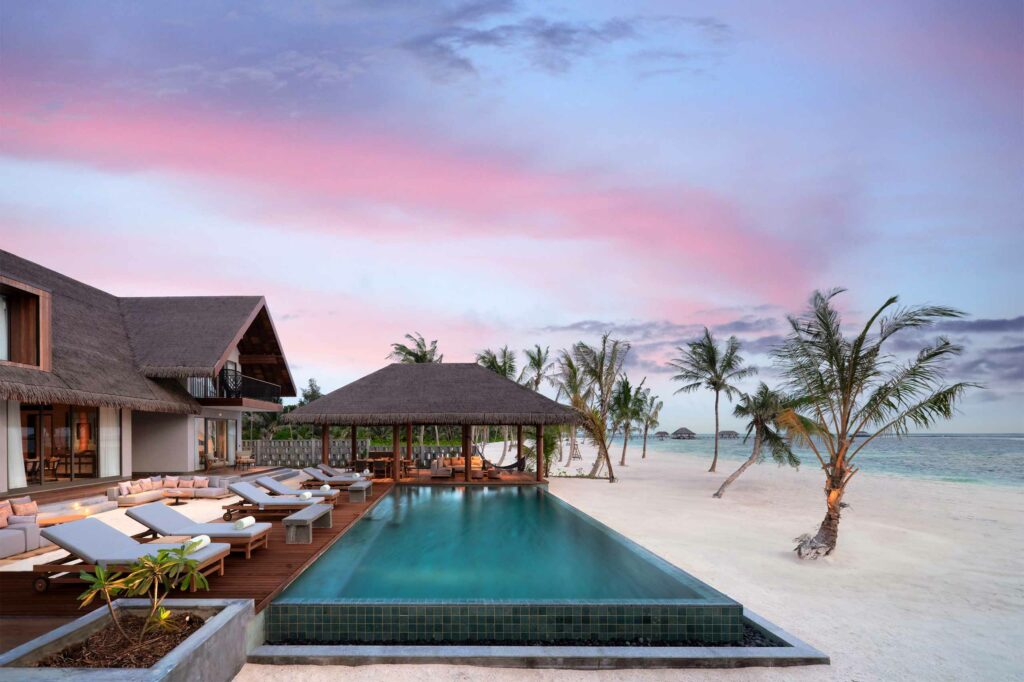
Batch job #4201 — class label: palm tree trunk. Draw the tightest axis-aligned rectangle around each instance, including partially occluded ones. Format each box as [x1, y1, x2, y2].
[713, 429, 762, 498]
[497, 426, 508, 465]
[795, 458, 848, 559]
[709, 391, 720, 472]
[602, 439, 617, 482]
[434, 426, 440, 446]
[619, 426, 629, 466]
[641, 424, 649, 459]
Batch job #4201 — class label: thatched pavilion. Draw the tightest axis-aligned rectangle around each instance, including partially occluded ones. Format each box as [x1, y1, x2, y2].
[283, 363, 579, 483]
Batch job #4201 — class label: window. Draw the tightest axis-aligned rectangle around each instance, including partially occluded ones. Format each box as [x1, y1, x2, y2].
[0, 276, 51, 371]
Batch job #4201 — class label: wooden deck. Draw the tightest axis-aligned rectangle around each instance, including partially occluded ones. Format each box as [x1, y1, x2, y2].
[399, 471, 542, 485]
[0, 481, 394, 619]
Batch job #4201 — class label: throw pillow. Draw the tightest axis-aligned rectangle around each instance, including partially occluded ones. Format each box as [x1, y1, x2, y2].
[164, 476, 179, 488]
[0, 500, 12, 524]
[178, 478, 194, 488]
[193, 477, 209, 489]
[139, 479, 153, 492]
[12, 500, 38, 516]
[117, 481, 133, 496]
[130, 483, 144, 494]
[0, 514, 6, 529]
[150, 476, 163, 488]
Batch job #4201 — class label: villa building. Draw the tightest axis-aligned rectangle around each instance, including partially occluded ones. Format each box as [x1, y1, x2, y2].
[0, 250, 295, 496]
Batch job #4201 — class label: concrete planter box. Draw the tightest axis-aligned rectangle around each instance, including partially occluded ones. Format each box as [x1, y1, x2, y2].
[0, 598, 253, 681]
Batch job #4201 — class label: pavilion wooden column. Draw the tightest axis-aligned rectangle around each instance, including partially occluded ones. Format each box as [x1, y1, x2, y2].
[321, 427, 330, 465]
[350, 427, 358, 466]
[462, 425, 472, 483]
[406, 423, 413, 463]
[536, 424, 545, 482]
[516, 424, 524, 472]
[392, 425, 401, 482]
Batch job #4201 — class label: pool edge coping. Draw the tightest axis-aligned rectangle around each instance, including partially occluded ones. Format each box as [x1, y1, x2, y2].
[247, 608, 829, 669]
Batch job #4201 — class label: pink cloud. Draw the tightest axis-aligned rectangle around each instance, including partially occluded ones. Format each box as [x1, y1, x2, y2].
[1, 91, 817, 309]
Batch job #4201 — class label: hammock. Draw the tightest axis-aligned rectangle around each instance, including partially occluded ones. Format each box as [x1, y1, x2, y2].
[485, 456, 527, 471]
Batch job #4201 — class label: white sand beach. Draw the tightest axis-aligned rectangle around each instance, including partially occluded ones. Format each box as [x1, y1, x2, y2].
[238, 442, 1024, 682]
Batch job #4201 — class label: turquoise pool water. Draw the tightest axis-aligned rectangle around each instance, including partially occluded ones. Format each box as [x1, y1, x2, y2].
[269, 486, 742, 644]
[280, 486, 719, 601]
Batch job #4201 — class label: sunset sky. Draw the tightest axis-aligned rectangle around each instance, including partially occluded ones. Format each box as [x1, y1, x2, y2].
[1, 1, 1021, 432]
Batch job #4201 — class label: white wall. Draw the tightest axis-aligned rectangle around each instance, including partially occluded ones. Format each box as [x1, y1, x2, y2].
[121, 408, 133, 478]
[0, 401, 7, 493]
[131, 412, 192, 473]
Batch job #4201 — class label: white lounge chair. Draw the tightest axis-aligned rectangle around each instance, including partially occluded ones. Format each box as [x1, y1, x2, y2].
[301, 467, 361, 488]
[33, 517, 230, 593]
[126, 501, 271, 559]
[318, 463, 352, 477]
[223, 481, 324, 521]
[256, 475, 339, 501]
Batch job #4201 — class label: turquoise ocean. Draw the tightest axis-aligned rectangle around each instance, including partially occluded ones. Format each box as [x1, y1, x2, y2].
[627, 434, 1024, 487]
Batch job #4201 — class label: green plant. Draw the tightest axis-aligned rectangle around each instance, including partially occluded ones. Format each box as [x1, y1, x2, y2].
[77, 541, 211, 644]
[78, 565, 130, 641]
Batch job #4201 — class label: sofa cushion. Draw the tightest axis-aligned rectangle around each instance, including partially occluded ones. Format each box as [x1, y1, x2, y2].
[192, 487, 228, 499]
[8, 514, 36, 524]
[117, 481, 133, 496]
[0, 514, 6, 529]
[178, 478, 194, 488]
[129, 483, 143, 494]
[164, 475, 179, 488]
[138, 479, 154, 492]
[0, 500, 12, 524]
[193, 477, 209, 489]
[12, 500, 38, 516]
[0, 529, 27, 558]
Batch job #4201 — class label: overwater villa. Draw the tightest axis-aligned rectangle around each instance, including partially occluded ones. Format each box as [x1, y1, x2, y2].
[655, 430, 670, 440]
[671, 427, 697, 439]
[718, 430, 740, 439]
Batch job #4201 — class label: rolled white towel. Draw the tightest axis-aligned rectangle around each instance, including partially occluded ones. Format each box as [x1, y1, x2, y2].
[186, 535, 211, 552]
[234, 516, 255, 530]
[320, 484, 331, 492]
[299, 491, 312, 500]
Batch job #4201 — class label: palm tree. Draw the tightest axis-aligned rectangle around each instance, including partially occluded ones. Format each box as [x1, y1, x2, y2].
[388, 332, 443, 447]
[611, 375, 646, 467]
[669, 329, 756, 473]
[550, 349, 589, 464]
[522, 344, 553, 391]
[713, 383, 810, 498]
[572, 334, 630, 481]
[477, 346, 518, 463]
[640, 391, 663, 459]
[775, 289, 975, 559]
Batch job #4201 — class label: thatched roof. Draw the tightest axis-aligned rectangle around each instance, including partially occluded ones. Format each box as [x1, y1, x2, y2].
[672, 427, 696, 436]
[0, 250, 295, 412]
[284, 363, 579, 426]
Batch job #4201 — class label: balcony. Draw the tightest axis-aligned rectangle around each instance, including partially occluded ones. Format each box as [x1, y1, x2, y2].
[188, 368, 282, 411]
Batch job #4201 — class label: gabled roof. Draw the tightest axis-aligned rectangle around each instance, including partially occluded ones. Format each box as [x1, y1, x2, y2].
[285, 363, 579, 426]
[121, 296, 262, 377]
[0, 251, 198, 414]
[0, 250, 296, 411]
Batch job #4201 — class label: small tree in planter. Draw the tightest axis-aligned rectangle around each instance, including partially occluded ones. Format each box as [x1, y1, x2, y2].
[78, 542, 211, 644]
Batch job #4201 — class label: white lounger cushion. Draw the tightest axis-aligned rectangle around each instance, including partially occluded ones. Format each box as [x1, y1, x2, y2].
[127, 503, 270, 538]
[229, 482, 316, 509]
[40, 517, 229, 567]
[256, 476, 336, 498]
[302, 468, 360, 483]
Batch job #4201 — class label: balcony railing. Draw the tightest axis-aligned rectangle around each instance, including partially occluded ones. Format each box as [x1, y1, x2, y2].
[188, 368, 281, 402]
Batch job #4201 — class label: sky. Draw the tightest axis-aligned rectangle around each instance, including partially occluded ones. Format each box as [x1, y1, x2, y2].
[1, 1, 1021, 433]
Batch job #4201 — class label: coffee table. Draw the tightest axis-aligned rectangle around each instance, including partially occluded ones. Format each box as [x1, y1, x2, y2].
[167, 495, 187, 506]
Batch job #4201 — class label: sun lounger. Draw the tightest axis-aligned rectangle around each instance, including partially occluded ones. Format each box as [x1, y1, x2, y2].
[318, 463, 352, 477]
[256, 475, 339, 501]
[222, 482, 324, 521]
[33, 517, 229, 593]
[301, 467, 362, 488]
[126, 501, 271, 559]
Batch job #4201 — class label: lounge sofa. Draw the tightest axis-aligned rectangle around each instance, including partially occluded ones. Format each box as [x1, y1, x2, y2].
[0, 498, 54, 559]
[106, 475, 231, 507]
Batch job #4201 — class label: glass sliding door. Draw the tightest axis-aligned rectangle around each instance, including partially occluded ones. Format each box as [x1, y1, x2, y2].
[72, 407, 98, 478]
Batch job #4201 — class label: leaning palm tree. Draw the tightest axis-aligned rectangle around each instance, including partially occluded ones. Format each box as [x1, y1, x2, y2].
[775, 289, 974, 559]
[477, 346, 518, 463]
[713, 383, 810, 499]
[572, 334, 630, 481]
[522, 344, 553, 392]
[550, 349, 589, 463]
[669, 329, 756, 473]
[388, 332, 443, 447]
[640, 391, 663, 459]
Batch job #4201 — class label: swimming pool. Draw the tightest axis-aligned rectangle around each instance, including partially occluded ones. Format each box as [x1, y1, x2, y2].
[268, 486, 743, 645]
